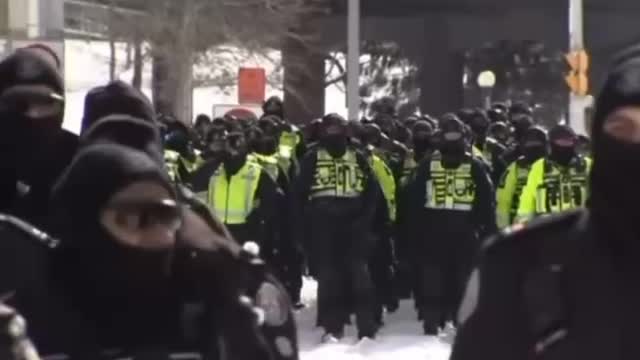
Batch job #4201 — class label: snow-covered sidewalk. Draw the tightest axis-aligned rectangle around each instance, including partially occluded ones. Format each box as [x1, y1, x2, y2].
[296, 279, 452, 360]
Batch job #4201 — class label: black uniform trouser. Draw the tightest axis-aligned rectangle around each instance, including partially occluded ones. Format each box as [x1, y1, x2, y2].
[370, 234, 395, 325]
[309, 216, 376, 337]
[416, 233, 477, 331]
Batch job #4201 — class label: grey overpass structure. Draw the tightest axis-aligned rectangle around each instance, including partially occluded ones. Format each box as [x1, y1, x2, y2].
[284, 0, 640, 122]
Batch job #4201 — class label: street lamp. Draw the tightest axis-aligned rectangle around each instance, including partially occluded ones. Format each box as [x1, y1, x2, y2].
[477, 70, 496, 109]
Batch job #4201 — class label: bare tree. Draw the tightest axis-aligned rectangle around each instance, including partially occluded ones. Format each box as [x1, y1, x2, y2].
[92, 0, 327, 122]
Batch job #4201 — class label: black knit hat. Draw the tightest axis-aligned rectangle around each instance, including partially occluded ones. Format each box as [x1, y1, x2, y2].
[0, 48, 65, 124]
[81, 81, 155, 133]
[593, 45, 640, 143]
[0, 48, 64, 96]
[80, 114, 164, 166]
[52, 143, 174, 229]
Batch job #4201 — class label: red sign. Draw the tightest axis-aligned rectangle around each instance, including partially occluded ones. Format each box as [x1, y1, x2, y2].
[238, 67, 266, 105]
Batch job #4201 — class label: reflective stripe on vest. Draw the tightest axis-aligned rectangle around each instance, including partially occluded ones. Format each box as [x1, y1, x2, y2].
[509, 163, 531, 221]
[401, 155, 418, 186]
[164, 149, 181, 182]
[535, 159, 588, 215]
[425, 159, 475, 211]
[310, 149, 365, 199]
[252, 153, 279, 181]
[370, 154, 397, 221]
[208, 161, 261, 224]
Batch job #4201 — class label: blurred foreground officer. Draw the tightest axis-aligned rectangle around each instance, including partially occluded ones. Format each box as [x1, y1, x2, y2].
[451, 45, 640, 360]
[402, 115, 495, 335]
[292, 114, 379, 341]
[189, 130, 281, 252]
[0, 143, 297, 359]
[496, 127, 548, 228]
[0, 46, 77, 227]
[516, 124, 592, 223]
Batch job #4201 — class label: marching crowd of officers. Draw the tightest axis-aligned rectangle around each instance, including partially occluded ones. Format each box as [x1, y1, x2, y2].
[162, 93, 593, 342]
[8, 40, 639, 360]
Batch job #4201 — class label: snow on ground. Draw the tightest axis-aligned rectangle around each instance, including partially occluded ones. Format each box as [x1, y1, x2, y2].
[296, 278, 452, 360]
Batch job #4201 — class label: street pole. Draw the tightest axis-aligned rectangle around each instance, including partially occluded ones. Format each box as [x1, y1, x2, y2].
[347, 0, 360, 121]
[568, 0, 587, 135]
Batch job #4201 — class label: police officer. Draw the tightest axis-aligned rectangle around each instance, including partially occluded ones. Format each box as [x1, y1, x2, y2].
[0, 46, 78, 227]
[193, 113, 211, 151]
[488, 121, 511, 148]
[465, 109, 507, 183]
[291, 113, 379, 341]
[451, 44, 640, 360]
[262, 96, 305, 160]
[496, 126, 548, 228]
[38, 143, 296, 359]
[399, 120, 434, 186]
[248, 117, 305, 308]
[502, 114, 535, 165]
[189, 130, 282, 254]
[516, 124, 592, 223]
[402, 114, 496, 335]
[360, 128, 400, 326]
[164, 120, 202, 183]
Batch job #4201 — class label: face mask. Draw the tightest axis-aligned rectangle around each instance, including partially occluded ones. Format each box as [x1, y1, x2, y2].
[322, 134, 348, 158]
[522, 145, 547, 163]
[412, 134, 431, 153]
[592, 132, 640, 214]
[550, 143, 576, 166]
[257, 137, 278, 155]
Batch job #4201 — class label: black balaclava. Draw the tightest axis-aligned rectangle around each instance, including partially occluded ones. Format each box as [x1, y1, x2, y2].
[548, 124, 577, 166]
[590, 46, 640, 249]
[80, 114, 165, 166]
[487, 108, 508, 124]
[321, 113, 349, 158]
[374, 114, 396, 139]
[468, 109, 490, 148]
[51, 144, 178, 345]
[362, 123, 383, 148]
[488, 121, 510, 146]
[262, 96, 284, 119]
[256, 116, 280, 155]
[0, 48, 66, 186]
[411, 120, 434, 157]
[222, 132, 249, 176]
[512, 114, 534, 143]
[521, 126, 549, 164]
[438, 114, 467, 166]
[204, 127, 228, 161]
[81, 81, 155, 134]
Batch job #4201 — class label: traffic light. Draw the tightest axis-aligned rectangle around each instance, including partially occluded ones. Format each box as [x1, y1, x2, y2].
[565, 50, 589, 96]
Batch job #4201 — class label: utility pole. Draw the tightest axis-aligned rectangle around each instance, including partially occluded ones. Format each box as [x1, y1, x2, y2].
[568, 0, 589, 135]
[347, 0, 360, 121]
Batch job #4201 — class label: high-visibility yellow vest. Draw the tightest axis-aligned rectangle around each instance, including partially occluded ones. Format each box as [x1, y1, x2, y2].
[496, 160, 532, 228]
[369, 154, 397, 221]
[251, 153, 280, 181]
[279, 131, 300, 159]
[207, 161, 261, 225]
[401, 154, 418, 186]
[310, 149, 366, 199]
[425, 156, 475, 211]
[164, 149, 181, 182]
[516, 157, 592, 223]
